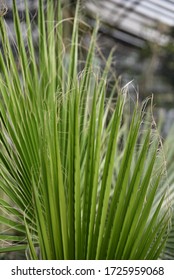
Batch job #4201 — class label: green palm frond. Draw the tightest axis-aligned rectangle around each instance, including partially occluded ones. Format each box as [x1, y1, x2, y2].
[0, 0, 172, 259]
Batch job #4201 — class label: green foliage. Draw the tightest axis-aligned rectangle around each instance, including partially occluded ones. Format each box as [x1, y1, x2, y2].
[0, 0, 172, 259]
[160, 125, 174, 259]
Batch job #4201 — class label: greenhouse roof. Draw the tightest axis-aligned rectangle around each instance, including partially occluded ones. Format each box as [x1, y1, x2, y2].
[85, 0, 174, 47]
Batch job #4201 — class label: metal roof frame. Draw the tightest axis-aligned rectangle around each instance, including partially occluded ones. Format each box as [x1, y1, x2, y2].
[85, 0, 174, 47]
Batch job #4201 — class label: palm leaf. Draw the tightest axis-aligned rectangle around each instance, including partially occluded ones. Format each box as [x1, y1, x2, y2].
[0, 0, 172, 259]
